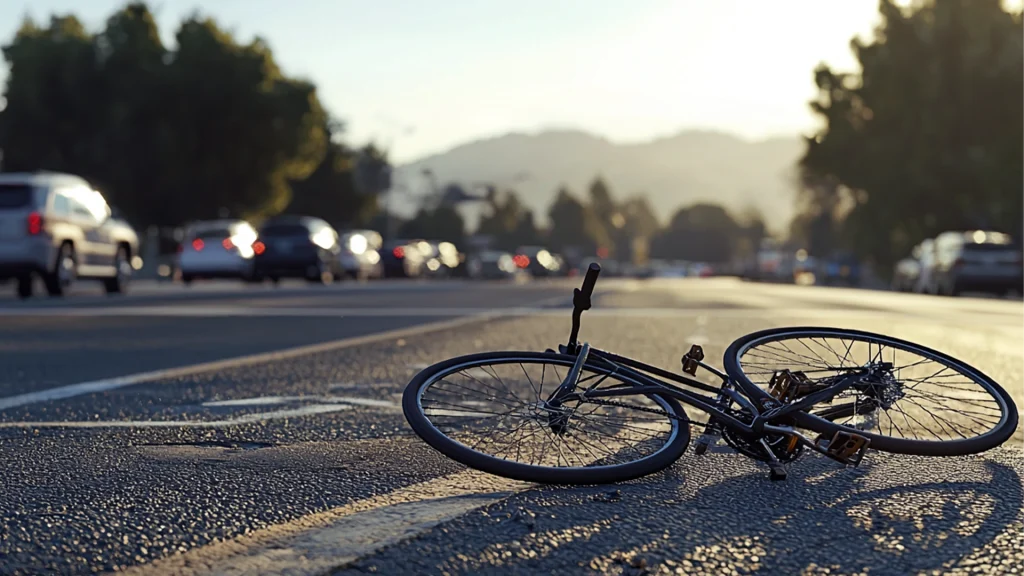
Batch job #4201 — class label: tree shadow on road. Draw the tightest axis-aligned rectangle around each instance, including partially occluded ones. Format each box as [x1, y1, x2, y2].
[338, 453, 1023, 576]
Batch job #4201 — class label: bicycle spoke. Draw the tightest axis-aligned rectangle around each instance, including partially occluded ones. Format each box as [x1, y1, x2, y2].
[416, 357, 679, 471]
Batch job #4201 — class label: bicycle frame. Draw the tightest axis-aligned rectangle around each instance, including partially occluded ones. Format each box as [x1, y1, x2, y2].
[554, 344, 763, 435]
[548, 263, 878, 475]
[551, 343, 876, 466]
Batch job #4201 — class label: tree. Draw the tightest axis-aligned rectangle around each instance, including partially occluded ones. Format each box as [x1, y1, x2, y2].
[477, 189, 541, 250]
[0, 3, 329, 230]
[288, 122, 377, 229]
[398, 206, 465, 245]
[161, 16, 326, 225]
[546, 187, 608, 254]
[650, 203, 743, 263]
[588, 176, 616, 225]
[0, 16, 104, 175]
[799, 0, 1023, 270]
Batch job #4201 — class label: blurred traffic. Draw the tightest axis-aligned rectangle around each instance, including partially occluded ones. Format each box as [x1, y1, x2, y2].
[3, 178, 1020, 301]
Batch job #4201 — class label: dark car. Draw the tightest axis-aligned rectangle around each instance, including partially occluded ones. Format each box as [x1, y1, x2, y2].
[421, 241, 462, 278]
[818, 253, 861, 287]
[251, 216, 343, 284]
[513, 245, 562, 277]
[379, 239, 428, 278]
[466, 250, 518, 280]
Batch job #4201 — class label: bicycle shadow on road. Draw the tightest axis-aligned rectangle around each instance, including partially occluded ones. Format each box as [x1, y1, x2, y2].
[339, 453, 1023, 576]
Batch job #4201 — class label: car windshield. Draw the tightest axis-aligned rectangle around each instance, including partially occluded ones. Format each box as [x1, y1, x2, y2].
[191, 228, 233, 239]
[260, 224, 309, 237]
[0, 184, 33, 209]
[964, 242, 1018, 253]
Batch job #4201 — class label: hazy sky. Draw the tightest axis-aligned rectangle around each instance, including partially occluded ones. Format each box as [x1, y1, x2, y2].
[2, 1, 900, 162]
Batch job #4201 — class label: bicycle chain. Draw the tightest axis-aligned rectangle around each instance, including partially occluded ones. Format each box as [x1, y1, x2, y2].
[579, 396, 698, 425]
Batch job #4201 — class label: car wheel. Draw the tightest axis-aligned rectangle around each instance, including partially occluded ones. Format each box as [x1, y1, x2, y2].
[182, 275, 194, 286]
[45, 243, 77, 297]
[103, 245, 132, 295]
[16, 275, 33, 299]
[306, 261, 333, 284]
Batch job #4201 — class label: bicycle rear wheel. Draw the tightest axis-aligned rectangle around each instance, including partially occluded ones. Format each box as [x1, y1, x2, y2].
[724, 327, 1018, 456]
[403, 351, 691, 484]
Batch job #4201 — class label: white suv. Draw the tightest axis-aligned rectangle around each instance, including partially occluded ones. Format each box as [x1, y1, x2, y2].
[0, 172, 139, 299]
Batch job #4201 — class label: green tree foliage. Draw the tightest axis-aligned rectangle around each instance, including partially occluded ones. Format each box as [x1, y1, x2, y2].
[546, 187, 608, 254]
[0, 3, 335, 229]
[399, 206, 465, 245]
[650, 203, 745, 263]
[0, 16, 103, 175]
[799, 0, 1023, 269]
[477, 189, 540, 250]
[288, 123, 377, 229]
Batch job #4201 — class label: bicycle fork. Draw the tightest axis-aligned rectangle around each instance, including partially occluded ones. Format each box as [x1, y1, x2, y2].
[545, 342, 592, 434]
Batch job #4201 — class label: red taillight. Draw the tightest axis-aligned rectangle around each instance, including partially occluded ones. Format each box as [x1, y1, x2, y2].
[192, 238, 205, 251]
[513, 254, 530, 268]
[222, 238, 234, 250]
[27, 212, 43, 235]
[253, 241, 266, 255]
[393, 246, 405, 258]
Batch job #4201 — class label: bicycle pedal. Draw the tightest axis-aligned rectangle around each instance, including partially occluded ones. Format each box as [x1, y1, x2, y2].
[817, 431, 871, 466]
[681, 344, 704, 376]
[768, 462, 788, 481]
[693, 432, 719, 456]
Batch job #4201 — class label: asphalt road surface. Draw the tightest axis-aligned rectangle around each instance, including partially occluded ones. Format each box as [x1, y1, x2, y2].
[0, 277, 1021, 575]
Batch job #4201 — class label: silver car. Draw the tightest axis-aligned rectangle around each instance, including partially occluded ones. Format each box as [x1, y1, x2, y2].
[0, 172, 138, 299]
[926, 230, 1022, 296]
[338, 229, 383, 280]
[177, 220, 259, 284]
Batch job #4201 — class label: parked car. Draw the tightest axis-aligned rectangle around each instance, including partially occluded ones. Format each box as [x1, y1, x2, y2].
[818, 252, 861, 287]
[912, 239, 938, 293]
[251, 215, 344, 284]
[892, 242, 926, 292]
[380, 239, 428, 278]
[513, 246, 562, 277]
[466, 250, 519, 280]
[177, 219, 258, 284]
[338, 229, 383, 280]
[0, 172, 138, 299]
[422, 241, 462, 277]
[925, 230, 1022, 296]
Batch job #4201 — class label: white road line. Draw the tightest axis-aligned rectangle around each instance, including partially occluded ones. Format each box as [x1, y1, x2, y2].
[0, 294, 572, 412]
[0, 404, 351, 428]
[0, 316, 489, 412]
[201, 395, 401, 410]
[117, 470, 531, 576]
[0, 305, 1019, 325]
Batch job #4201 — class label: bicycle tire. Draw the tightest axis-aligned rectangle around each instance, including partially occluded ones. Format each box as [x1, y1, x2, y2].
[724, 326, 1018, 456]
[403, 351, 691, 484]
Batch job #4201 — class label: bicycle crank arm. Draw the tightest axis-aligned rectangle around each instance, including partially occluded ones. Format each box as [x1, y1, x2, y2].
[763, 424, 871, 466]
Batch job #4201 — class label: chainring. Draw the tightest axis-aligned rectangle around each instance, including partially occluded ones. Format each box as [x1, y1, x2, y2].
[719, 408, 805, 463]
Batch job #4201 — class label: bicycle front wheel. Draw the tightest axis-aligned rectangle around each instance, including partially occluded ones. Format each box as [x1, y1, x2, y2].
[403, 351, 691, 484]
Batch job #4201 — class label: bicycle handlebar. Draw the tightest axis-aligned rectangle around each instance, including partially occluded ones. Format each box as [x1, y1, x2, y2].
[580, 262, 601, 300]
[567, 263, 601, 351]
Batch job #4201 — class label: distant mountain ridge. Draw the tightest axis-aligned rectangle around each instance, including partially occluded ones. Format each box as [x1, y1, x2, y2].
[394, 128, 806, 233]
